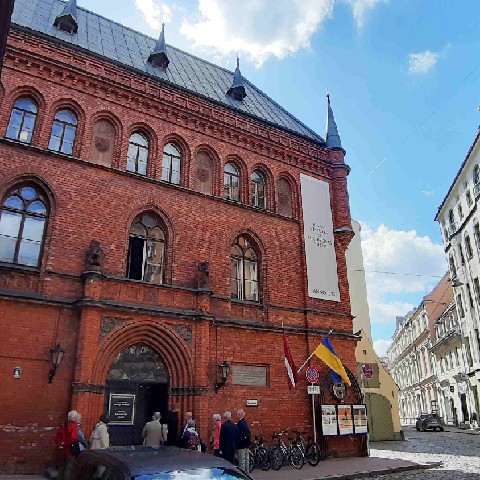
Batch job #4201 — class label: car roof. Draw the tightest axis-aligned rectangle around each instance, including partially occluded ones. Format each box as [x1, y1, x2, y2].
[82, 446, 237, 476]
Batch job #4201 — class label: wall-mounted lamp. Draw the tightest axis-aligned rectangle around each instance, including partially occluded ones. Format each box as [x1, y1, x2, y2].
[48, 344, 65, 384]
[214, 360, 230, 393]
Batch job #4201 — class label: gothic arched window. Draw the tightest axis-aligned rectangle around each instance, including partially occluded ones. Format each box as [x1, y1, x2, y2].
[127, 212, 165, 284]
[48, 109, 77, 155]
[230, 235, 259, 302]
[224, 163, 240, 201]
[277, 178, 293, 217]
[162, 143, 181, 184]
[127, 133, 149, 175]
[0, 184, 48, 267]
[6, 97, 38, 144]
[251, 170, 266, 209]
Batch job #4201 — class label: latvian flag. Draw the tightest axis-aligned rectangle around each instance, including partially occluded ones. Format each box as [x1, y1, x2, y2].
[283, 332, 298, 389]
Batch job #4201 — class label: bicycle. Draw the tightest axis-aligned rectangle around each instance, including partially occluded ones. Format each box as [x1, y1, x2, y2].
[269, 430, 304, 470]
[248, 434, 270, 473]
[292, 430, 321, 466]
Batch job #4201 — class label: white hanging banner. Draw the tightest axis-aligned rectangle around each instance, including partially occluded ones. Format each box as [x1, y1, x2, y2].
[300, 174, 340, 301]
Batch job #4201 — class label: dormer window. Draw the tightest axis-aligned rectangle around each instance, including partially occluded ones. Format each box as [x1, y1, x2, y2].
[53, 0, 78, 34]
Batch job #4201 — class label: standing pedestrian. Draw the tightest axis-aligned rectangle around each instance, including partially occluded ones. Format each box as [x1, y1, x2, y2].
[76, 414, 87, 454]
[236, 409, 251, 473]
[210, 414, 222, 457]
[90, 414, 110, 449]
[142, 412, 164, 447]
[182, 411, 193, 435]
[55, 410, 79, 480]
[180, 420, 200, 450]
[166, 405, 180, 446]
[219, 411, 238, 465]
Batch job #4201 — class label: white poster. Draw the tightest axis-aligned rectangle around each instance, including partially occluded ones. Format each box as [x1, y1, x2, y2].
[353, 404, 368, 434]
[321, 404, 338, 436]
[338, 405, 354, 435]
[300, 174, 340, 301]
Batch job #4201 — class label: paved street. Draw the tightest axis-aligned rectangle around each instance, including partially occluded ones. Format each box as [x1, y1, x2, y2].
[371, 426, 480, 479]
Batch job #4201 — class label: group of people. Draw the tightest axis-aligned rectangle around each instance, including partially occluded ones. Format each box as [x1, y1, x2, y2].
[54, 410, 110, 479]
[142, 408, 251, 472]
[54, 406, 252, 477]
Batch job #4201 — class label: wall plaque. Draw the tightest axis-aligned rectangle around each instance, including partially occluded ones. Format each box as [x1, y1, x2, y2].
[109, 394, 135, 425]
[232, 365, 267, 387]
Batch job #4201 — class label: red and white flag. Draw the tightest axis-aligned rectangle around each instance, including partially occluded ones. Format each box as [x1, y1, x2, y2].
[283, 332, 298, 389]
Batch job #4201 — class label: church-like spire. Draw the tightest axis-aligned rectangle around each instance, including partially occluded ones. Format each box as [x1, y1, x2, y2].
[325, 92, 343, 150]
[148, 23, 170, 70]
[227, 55, 247, 101]
[54, 0, 78, 34]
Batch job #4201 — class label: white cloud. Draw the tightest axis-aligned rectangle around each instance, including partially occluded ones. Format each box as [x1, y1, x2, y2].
[179, 0, 334, 66]
[373, 338, 392, 357]
[344, 0, 387, 28]
[408, 50, 439, 75]
[359, 223, 446, 327]
[422, 190, 434, 197]
[135, 0, 172, 29]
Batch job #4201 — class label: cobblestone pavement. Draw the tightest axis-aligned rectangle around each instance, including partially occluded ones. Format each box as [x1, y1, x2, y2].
[370, 426, 480, 479]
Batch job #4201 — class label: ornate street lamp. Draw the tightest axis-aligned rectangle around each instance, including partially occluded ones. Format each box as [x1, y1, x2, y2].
[214, 360, 230, 393]
[48, 344, 65, 384]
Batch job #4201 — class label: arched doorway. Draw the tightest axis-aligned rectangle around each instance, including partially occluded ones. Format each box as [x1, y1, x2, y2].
[105, 343, 169, 446]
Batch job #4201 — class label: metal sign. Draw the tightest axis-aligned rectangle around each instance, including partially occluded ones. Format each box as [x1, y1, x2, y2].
[362, 364, 373, 379]
[306, 366, 320, 384]
[246, 399, 258, 407]
[308, 385, 320, 395]
[13, 366, 22, 379]
[109, 394, 135, 425]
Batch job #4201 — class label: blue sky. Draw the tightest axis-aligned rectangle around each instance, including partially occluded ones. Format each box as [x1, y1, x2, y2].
[79, 0, 480, 355]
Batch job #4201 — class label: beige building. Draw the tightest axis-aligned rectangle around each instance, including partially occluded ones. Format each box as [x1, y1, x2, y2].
[346, 221, 403, 440]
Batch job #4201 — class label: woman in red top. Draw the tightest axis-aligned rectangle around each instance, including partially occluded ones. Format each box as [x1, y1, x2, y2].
[55, 410, 79, 480]
[211, 413, 222, 457]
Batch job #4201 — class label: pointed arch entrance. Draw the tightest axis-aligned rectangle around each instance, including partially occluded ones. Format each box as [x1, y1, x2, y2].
[106, 344, 169, 446]
[92, 320, 194, 446]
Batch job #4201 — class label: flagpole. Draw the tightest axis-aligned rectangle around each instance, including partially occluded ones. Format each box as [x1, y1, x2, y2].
[297, 329, 334, 374]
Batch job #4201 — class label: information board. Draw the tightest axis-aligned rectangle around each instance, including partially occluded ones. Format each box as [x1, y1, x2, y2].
[109, 394, 135, 425]
[232, 365, 267, 387]
[320, 405, 338, 436]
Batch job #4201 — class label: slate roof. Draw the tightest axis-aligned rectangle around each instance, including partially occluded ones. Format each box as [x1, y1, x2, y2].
[11, 0, 325, 145]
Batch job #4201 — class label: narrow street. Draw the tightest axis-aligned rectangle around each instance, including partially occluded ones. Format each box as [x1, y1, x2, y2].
[371, 426, 480, 479]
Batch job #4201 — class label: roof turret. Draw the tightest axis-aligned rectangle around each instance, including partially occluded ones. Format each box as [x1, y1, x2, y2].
[148, 23, 170, 70]
[227, 56, 247, 101]
[53, 0, 78, 34]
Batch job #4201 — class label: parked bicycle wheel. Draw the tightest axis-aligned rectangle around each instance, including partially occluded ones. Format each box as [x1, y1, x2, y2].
[248, 449, 255, 474]
[269, 446, 284, 471]
[306, 442, 321, 466]
[256, 446, 270, 471]
[290, 444, 305, 469]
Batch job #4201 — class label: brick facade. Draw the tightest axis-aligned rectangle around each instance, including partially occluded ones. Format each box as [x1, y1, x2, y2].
[0, 26, 361, 474]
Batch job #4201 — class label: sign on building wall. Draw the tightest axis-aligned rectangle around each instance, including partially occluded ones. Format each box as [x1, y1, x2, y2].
[232, 365, 268, 386]
[300, 174, 340, 301]
[109, 394, 135, 424]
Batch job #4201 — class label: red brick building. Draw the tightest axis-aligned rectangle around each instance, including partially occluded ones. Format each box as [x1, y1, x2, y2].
[0, 0, 361, 473]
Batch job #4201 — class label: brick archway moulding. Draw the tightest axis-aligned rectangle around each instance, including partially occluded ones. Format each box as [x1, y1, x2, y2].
[91, 320, 194, 390]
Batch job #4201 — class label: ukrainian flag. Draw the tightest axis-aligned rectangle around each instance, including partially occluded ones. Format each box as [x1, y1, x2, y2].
[313, 336, 351, 385]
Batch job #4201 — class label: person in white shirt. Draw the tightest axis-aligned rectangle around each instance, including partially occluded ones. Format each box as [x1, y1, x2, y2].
[90, 414, 110, 449]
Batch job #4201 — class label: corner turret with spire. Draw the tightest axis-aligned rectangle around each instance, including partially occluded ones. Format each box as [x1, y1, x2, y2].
[325, 92, 344, 153]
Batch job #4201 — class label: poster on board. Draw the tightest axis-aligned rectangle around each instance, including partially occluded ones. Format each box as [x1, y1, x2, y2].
[337, 405, 353, 435]
[321, 405, 338, 436]
[109, 394, 135, 425]
[353, 404, 368, 434]
[300, 174, 340, 301]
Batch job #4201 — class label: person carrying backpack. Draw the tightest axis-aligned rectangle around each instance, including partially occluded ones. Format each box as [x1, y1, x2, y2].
[55, 410, 79, 480]
[180, 420, 201, 451]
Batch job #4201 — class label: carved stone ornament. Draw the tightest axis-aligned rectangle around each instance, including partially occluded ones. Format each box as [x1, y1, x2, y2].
[333, 382, 347, 401]
[171, 324, 193, 344]
[100, 316, 128, 339]
[85, 240, 105, 271]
